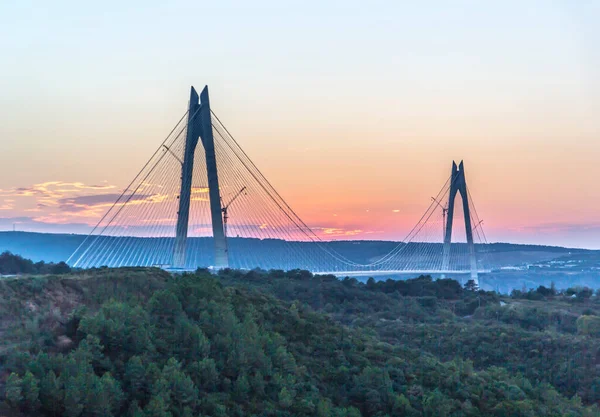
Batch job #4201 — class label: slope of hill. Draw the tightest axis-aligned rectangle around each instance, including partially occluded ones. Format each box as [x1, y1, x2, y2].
[0, 267, 599, 416]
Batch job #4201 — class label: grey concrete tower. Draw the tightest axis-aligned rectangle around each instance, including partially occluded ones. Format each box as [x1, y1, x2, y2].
[441, 161, 478, 282]
[173, 86, 228, 269]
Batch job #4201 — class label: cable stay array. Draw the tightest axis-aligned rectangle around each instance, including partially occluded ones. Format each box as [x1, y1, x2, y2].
[68, 91, 490, 278]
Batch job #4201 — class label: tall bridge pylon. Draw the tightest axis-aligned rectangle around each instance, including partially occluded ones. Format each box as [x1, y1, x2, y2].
[442, 161, 478, 281]
[173, 86, 227, 269]
[67, 85, 490, 277]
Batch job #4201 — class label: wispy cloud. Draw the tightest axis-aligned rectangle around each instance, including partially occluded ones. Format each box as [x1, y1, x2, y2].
[0, 181, 118, 209]
[512, 222, 600, 234]
[0, 179, 188, 225]
[0, 216, 93, 234]
[310, 226, 367, 237]
[57, 194, 154, 212]
[322, 227, 363, 236]
[1, 181, 115, 199]
[0, 181, 125, 226]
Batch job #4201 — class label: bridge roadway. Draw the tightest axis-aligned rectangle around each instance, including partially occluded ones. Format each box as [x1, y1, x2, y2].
[318, 270, 491, 277]
[162, 266, 491, 277]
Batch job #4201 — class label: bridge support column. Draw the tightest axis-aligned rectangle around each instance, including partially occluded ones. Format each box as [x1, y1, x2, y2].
[441, 161, 478, 283]
[173, 86, 228, 269]
[173, 88, 201, 268]
[199, 87, 228, 269]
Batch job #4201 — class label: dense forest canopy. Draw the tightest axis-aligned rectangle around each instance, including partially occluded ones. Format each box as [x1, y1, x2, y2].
[0, 251, 71, 275]
[0, 261, 600, 416]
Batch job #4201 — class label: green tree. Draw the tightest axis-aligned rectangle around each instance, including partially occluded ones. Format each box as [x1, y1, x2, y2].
[316, 398, 332, 417]
[233, 374, 250, 402]
[274, 346, 296, 375]
[344, 407, 362, 417]
[21, 371, 40, 412]
[149, 290, 183, 326]
[423, 388, 454, 417]
[40, 370, 64, 416]
[5, 372, 23, 408]
[171, 373, 197, 416]
[251, 371, 265, 397]
[79, 302, 152, 359]
[189, 358, 219, 392]
[86, 375, 112, 417]
[162, 359, 197, 416]
[392, 393, 411, 416]
[83, 373, 123, 417]
[125, 356, 147, 402]
[127, 401, 144, 417]
[101, 372, 125, 416]
[278, 387, 294, 409]
[63, 376, 85, 417]
[173, 318, 210, 361]
[464, 279, 479, 292]
[144, 396, 172, 417]
[149, 377, 171, 407]
[180, 407, 193, 417]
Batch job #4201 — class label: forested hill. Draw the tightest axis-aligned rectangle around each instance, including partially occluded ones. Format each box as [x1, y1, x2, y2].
[1, 267, 600, 416]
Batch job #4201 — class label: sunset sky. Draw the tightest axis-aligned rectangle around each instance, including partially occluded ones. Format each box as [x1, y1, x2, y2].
[1, 1, 599, 248]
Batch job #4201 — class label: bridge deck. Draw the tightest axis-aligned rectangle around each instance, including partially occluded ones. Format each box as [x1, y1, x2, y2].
[320, 270, 491, 277]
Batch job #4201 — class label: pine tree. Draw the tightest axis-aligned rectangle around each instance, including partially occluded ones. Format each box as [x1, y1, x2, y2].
[316, 398, 332, 417]
[21, 371, 40, 412]
[171, 372, 198, 415]
[274, 346, 297, 375]
[233, 374, 250, 402]
[278, 387, 293, 409]
[85, 374, 113, 417]
[251, 371, 265, 397]
[63, 376, 85, 417]
[345, 407, 362, 417]
[163, 360, 197, 416]
[189, 358, 219, 392]
[144, 396, 173, 417]
[101, 372, 125, 416]
[180, 407, 194, 417]
[125, 356, 147, 402]
[40, 370, 64, 416]
[161, 358, 182, 382]
[127, 401, 144, 417]
[149, 291, 182, 326]
[150, 377, 171, 409]
[5, 372, 23, 409]
[173, 319, 210, 361]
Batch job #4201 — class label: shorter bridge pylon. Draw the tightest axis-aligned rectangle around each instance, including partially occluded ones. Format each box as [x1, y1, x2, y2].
[442, 161, 478, 283]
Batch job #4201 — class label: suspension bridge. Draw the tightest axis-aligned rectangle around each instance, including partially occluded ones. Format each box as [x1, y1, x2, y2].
[68, 86, 490, 282]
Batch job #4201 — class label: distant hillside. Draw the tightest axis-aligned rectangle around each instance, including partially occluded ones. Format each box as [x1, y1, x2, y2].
[0, 231, 591, 268]
[0, 232, 85, 263]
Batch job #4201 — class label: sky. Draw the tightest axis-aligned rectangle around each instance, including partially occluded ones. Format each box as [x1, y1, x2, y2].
[1, 0, 599, 248]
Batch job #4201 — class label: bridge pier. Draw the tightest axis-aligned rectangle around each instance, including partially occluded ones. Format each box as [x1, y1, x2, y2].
[173, 86, 228, 269]
[441, 161, 478, 283]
